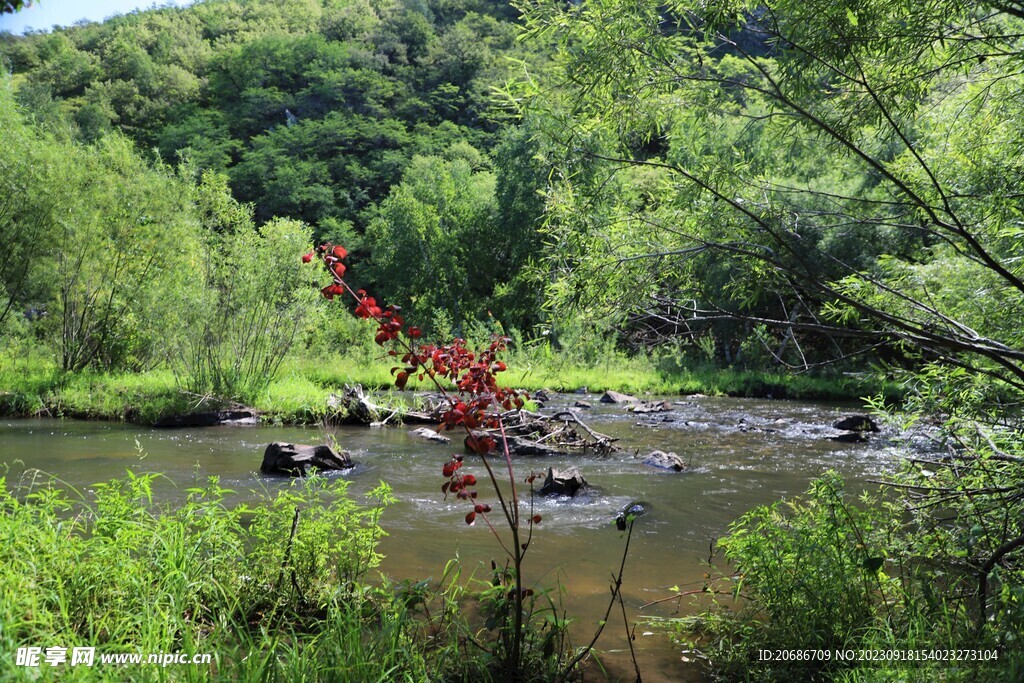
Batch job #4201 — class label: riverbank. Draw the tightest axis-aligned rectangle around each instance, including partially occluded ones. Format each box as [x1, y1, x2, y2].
[0, 351, 891, 425]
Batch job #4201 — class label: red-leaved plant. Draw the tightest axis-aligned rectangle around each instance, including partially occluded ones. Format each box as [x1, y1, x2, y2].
[304, 242, 541, 674]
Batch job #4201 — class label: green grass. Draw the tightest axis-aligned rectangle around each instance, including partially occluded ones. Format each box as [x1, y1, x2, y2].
[0, 471, 448, 682]
[0, 469, 576, 682]
[0, 347, 892, 426]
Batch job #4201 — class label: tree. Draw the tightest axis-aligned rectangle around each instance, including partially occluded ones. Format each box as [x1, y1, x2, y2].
[2, 1, 31, 15]
[518, 0, 1024, 382]
[518, 0, 1024, 662]
[366, 152, 497, 334]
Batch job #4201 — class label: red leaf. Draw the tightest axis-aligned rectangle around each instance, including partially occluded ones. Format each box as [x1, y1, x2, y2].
[301, 252, 314, 263]
[466, 434, 494, 455]
[408, 326, 422, 338]
[532, 515, 542, 524]
[332, 245, 348, 259]
[465, 511, 476, 525]
[462, 474, 477, 486]
[332, 262, 346, 278]
[395, 370, 409, 390]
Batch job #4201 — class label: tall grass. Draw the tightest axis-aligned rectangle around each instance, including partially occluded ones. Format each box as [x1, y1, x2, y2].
[0, 469, 445, 681]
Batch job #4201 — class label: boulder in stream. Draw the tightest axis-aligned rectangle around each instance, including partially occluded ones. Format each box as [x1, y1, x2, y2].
[600, 390, 638, 404]
[832, 415, 880, 432]
[639, 450, 688, 472]
[573, 400, 592, 409]
[261, 442, 354, 476]
[538, 466, 588, 497]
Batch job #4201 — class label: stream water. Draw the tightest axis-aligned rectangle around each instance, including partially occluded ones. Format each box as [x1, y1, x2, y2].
[0, 393, 907, 681]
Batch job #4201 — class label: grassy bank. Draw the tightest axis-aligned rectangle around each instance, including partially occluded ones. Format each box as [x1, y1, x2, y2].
[0, 469, 567, 682]
[0, 350, 890, 426]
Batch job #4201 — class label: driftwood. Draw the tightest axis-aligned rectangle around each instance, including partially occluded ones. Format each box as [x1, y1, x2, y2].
[327, 385, 439, 425]
[461, 410, 621, 457]
[328, 385, 619, 456]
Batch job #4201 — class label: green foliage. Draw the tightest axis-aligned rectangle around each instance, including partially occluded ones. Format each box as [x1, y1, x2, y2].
[0, 80, 206, 373]
[0, 0, 535, 237]
[0, 469, 438, 681]
[678, 473, 1011, 682]
[173, 174, 316, 401]
[367, 153, 497, 333]
[516, 0, 1024, 376]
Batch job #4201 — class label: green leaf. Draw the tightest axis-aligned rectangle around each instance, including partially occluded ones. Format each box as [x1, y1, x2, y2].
[846, 8, 859, 26]
[862, 556, 884, 572]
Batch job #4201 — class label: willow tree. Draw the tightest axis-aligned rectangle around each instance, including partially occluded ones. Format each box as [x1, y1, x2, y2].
[517, 0, 1024, 657]
[516, 0, 1024, 383]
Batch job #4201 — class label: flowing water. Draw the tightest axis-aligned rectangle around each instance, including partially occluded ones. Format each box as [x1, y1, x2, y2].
[0, 393, 909, 681]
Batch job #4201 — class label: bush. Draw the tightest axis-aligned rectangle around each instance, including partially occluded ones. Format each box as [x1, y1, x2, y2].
[677, 473, 1009, 682]
[174, 175, 317, 401]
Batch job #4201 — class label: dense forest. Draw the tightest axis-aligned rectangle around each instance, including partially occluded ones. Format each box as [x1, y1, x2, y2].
[3, 0, 1024, 680]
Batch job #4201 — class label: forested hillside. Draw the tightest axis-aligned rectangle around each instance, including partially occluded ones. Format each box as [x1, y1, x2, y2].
[2, 0, 545, 333]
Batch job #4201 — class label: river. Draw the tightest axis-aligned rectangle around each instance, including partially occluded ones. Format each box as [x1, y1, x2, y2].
[0, 393, 905, 681]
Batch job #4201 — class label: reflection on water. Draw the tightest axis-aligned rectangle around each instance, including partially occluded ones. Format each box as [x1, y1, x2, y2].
[0, 394, 904, 681]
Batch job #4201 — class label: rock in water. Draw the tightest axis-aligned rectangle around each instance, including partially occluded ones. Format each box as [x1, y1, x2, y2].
[600, 390, 638, 404]
[261, 442, 353, 476]
[154, 409, 259, 428]
[539, 466, 588, 497]
[640, 450, 687, 471]
[829, 432, 869, 444]
[573, 400, 592, 409]
[410, 428, 450, 443]
[615, 501, 651, 530]
[832, 415, 879, 432]
[628, 400, 672, 413]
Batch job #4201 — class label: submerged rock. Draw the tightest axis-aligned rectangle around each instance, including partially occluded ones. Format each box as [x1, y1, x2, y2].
[833, 415, 880, 432]
[154, 409, 259, 428]
[600, 390, 638, 404]
[538, 466, 588, 497]
[261, 442, 354, 476]
[628, 400, 672, 414]
[615, 501, 651, 530]
[573, 400, 592, 409]
[829, 431, 869, 444]
[639, 450, 687, 471]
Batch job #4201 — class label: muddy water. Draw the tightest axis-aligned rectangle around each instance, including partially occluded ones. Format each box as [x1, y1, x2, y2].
[0, 394, 906, 681]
